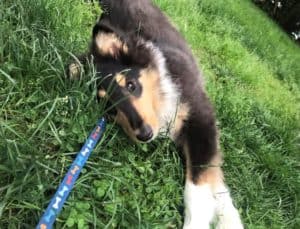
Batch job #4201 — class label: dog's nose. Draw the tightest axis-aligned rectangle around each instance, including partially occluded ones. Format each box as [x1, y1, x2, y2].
[136, 124, 153, 142]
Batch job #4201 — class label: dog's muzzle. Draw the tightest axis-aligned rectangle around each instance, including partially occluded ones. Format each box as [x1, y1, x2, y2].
[136, 124, 153, 142]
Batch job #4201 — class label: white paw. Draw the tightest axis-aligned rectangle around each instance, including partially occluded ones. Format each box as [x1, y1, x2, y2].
[68, 63, 82, 79]
[183, 181, 215, 229]
[215, 188, 243, 229]
[216, 208, 243, 229]
[183, 222, 210, 229]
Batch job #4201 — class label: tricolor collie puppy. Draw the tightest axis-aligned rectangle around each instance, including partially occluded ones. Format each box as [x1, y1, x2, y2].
[68, 0, 243, 228]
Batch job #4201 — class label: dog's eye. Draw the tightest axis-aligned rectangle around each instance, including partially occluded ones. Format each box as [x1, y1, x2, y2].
[126, 81, 136, 93]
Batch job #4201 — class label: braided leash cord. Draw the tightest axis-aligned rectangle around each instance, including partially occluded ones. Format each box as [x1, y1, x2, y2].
[36, 117, 106, 229]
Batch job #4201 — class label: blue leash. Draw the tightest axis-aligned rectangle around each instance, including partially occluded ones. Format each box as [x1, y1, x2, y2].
[36, 118, 106, 229]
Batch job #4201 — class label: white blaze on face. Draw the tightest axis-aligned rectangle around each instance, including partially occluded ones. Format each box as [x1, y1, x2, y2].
[144, 42, 180, 132]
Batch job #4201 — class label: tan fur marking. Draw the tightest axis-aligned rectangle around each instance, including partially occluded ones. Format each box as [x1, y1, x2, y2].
[197, 154, 224, 190]
[184, 142, 224, 190]
[98, 89, 107, 98]
[131, 68, 161, 135]
[95, 32, 128, 57]
[122, 44, 129, 54]
[115, 110, 136, 140]
[115, 73, 126, 87]
[171, 103, 190, 138]
[184, 143, 192, 181]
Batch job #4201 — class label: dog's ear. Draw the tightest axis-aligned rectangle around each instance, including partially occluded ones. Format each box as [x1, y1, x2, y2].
[92, 21, 128, 58]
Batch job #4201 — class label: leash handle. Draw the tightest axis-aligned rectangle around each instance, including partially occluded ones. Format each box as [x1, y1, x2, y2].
[36, 117, 106, 229]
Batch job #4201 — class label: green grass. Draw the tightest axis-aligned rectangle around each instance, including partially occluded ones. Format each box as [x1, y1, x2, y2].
[1, 0, 299, 228]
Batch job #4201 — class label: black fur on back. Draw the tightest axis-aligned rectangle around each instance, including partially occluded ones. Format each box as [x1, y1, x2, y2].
[95, 0, 218, 183]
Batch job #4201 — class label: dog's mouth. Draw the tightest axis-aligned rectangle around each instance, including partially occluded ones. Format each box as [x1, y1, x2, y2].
[112, 109, 158, 143]
[101, 96, 158, 143]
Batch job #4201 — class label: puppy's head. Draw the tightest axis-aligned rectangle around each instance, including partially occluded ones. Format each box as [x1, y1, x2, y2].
[92, 24, 163, 143]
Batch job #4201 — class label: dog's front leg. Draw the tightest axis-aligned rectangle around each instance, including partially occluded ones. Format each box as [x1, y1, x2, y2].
[183, 175, 216, 229]
[183, 145, 218, 229]
[183, 158, 243, 229]
[181, 115, 243, 229]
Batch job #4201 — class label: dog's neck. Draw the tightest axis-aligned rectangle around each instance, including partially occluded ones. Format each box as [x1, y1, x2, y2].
[144, 41, 181, 137]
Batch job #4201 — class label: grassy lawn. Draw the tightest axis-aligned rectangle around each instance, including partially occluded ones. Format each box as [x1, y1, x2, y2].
[1, 0, 299, 228]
